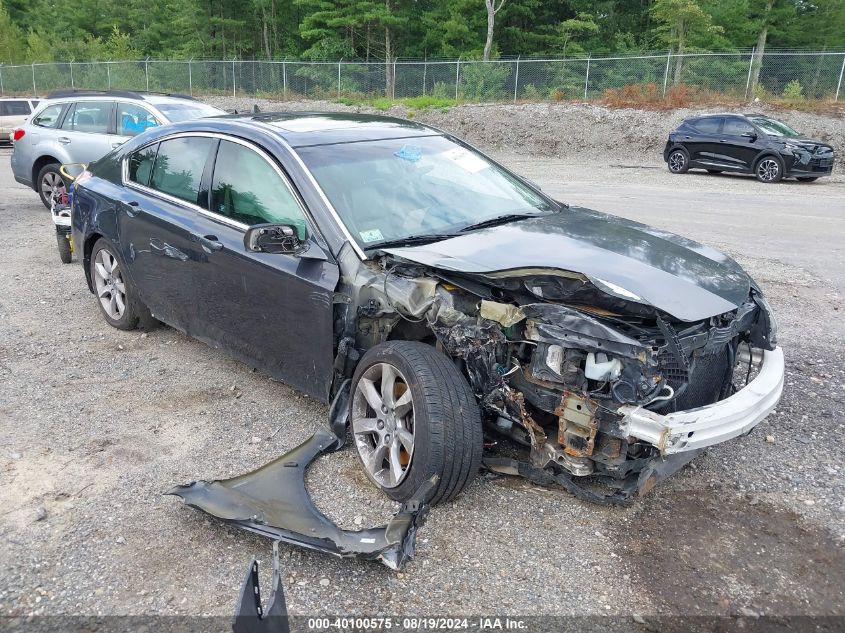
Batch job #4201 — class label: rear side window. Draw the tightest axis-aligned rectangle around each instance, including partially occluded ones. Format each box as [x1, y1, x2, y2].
[0, 101, 30, 116]
[149, 137, 214, 206]
[692, 117, 722, 134]
[32, 104, 64, 128]
[723, 118, 756, 136]
[210, 139, 308, 234]
[128, 143, 159, 187]
[61, 102, 112, 134]
[117, 103, 160, 137]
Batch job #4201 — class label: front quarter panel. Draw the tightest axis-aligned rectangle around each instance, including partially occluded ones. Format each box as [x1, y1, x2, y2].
[72, 177, 124, 292]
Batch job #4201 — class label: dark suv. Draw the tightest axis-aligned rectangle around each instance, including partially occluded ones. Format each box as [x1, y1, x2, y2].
[664, 113, 834, 183]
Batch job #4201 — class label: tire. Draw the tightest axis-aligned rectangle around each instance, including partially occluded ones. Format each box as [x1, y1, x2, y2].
[37, 163, 64, 209]
[755, 155, 784, 183]
[667, 149, 689, 174]
[350, 341, 483, 505]
[797, 177, 818, 182]
[89, 238, 156, 331]
[56, 232, 72, 264]
[706, 169, 723, 174]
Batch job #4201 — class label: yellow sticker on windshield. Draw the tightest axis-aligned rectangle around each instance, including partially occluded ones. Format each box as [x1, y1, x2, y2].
[359, 228, 384, 243]
[442, 147, 488, 173]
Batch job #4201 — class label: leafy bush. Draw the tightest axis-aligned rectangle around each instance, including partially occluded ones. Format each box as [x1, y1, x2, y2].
[782, 80, 804, 100]
[459, 62, 510, 101]
[520, 83, 541, 100]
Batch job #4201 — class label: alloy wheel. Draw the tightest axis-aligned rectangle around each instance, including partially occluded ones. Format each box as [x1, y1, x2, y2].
[757, 158, 780, 182]
[41, 171, 65, 201]
[669, 151, 686, 172]
[352, 362, 415, 489]
[93, 249, 127, 320]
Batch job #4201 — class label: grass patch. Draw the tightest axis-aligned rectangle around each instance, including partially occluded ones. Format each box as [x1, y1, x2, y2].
[336, 94, 456, 111]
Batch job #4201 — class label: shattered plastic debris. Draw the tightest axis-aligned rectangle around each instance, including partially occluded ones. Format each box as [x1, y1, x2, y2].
[166, 382, 437, 570]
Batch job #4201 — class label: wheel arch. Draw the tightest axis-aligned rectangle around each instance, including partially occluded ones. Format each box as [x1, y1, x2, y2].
[82, 232, 105, 292]
[31, 155, 63, 191]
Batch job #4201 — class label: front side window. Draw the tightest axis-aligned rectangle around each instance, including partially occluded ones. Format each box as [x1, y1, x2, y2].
[296, 135, 554, 249]
[750, 116, 800, 137]
[127, 143, 159, 187]
[61, 101, 112, 134]
[32, 104, 64, 128]
[210, 140, 308, 235]
[723, 118, 756, 136]
[0, 101, 30, 116]
[149, 137, 214, 205]
[693, 117, 722, 134]
[117, 103, 160, 137]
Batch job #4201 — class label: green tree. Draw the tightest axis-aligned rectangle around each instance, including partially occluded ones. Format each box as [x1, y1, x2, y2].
[650, 0, 723, 84]
[0, 0, 25, 63]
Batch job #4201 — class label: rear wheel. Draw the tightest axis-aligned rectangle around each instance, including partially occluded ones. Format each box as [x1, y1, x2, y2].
[797, 177, 818, 182]
[350, 341, 483, 505]
[37, 163, 64, 209]
[667, 149, 689, 174]
[755, 156, 783, 183]
[89, 238, 156, 331]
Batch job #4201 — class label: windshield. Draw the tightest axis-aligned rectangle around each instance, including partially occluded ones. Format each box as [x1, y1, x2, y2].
[156, 102, 225, 122]
[750, 116, 800, 137]
[296, 135, 555, 249]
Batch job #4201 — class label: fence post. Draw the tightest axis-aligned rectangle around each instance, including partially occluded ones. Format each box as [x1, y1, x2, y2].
[513, 55, 520, 103]
[145, 57, 150, 91]
[188, 59, 193, 96]
[422, 57, 427, 96]
[455, 57, 460, 101]
[662, 51, 671, 97]
[232, 59, 236, 97]
[744, 47, 755, 100]
[283, 59, 287, 99]
[392, 59, 397, 99]
[70, 62, 74, 89]
[31, 63, 37, 96]
[836, 53, 845, 102]
[0, 65, 4, 96]
[584, 54, 590, 100]
[338, 58, 342, 98]
[107, 62, 111, 89]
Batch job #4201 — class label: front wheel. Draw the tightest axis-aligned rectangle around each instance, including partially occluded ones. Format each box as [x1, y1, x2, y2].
[56, 232, 72, 264]
[350, 341, 483, 505]
[755, 156, 784, 183]
[667, 149, 689, 174]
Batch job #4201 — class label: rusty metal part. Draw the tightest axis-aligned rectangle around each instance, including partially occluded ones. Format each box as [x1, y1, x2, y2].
[505, 388, 547, 449]
[555, 391, 598, 457]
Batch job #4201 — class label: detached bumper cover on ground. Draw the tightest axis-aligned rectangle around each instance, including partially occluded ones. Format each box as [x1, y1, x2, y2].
[619, 347, 785, 454]
[167, 385, 436, 571]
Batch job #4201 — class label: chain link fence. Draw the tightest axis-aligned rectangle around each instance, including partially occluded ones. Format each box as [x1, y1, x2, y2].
[1, 50, 844, 102]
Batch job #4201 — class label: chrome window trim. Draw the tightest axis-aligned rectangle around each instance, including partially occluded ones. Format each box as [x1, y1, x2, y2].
[121, 131, 317, 236]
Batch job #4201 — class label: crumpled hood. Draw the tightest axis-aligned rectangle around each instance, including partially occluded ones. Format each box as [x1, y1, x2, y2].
[384, 206, 752, 322]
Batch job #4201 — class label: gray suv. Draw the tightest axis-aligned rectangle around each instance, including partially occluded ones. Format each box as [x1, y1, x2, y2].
[10, 90, 225, 207]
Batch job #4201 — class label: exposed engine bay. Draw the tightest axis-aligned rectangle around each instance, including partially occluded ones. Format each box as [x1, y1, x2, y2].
[330, 243, 779, 503]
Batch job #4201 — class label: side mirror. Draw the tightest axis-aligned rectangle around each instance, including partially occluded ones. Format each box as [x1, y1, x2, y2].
[244, 224, 306, 254]
[741, 132, 757, 141]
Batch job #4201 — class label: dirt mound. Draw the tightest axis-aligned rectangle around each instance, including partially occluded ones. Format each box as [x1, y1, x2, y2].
[205, 96, 844, 162]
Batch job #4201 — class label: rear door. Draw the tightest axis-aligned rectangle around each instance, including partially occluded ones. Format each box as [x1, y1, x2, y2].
[684, 116, 723, 163]
[188, 137, 339, 400]
[117, 135, 216, 333]
[717, 117, 760, 170]
[56, 101, 115, 164]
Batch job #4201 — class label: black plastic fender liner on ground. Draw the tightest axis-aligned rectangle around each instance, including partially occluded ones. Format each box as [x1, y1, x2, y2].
[165, 381, 438, 570]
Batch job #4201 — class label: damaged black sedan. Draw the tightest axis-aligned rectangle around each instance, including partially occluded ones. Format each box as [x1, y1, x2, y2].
[71, 113, 784, 505]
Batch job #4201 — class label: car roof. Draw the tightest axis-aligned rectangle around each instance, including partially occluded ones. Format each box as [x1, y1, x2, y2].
[222, 112, 442, 148]
[43, 89, 197, 104]
[0, 96, 38, 100]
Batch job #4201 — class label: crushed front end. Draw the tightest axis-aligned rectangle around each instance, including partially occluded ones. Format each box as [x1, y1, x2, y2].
[359, 258, 784, 503]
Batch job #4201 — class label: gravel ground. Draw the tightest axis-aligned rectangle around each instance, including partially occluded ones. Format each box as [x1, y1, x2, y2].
[1, 104, 844, 628]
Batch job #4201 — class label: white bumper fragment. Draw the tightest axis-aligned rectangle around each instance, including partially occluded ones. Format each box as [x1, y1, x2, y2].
[618, 347, 784, 454]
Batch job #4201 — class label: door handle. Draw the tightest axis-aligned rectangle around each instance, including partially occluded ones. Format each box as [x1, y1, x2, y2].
[58, 137, 70, 144]
[684, 135, 692, 139]
[198, 235, 223, 252]
[123, 200, 140, 217]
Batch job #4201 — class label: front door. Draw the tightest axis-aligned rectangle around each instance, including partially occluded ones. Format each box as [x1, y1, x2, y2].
[188, 137, 339, 401]
[717, 117, 761, 171]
